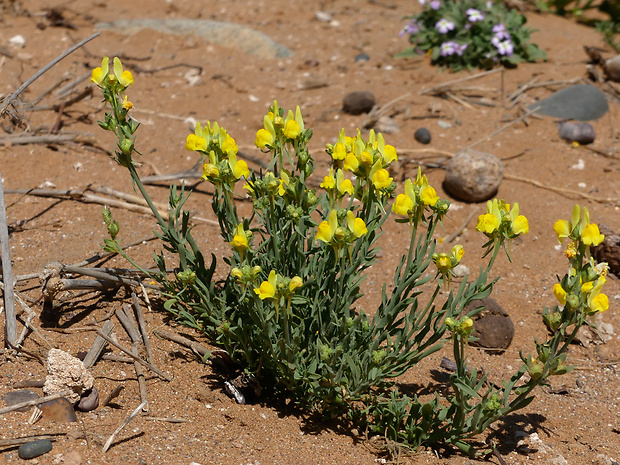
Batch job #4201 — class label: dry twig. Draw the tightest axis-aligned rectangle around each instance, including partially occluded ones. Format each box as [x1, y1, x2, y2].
[102, 400, 148, 453]
[117, 305, 149, 412]
[0, 391, 72, 415]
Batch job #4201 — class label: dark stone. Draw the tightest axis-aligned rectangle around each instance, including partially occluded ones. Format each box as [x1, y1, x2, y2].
[414, 127, 431, 144]
[355, 53, 370, 62]
[342, 91, 376, 115]
[558, 121, 595, 145]
[465, 297, 514, 352]
[18, 439, 53, 459]
[40, 397, 77, 423]
[76, 387, 99, 412]
[2, 389, 39, 412]
[443, 149, 503, 202]
[528, 84, 608, 121]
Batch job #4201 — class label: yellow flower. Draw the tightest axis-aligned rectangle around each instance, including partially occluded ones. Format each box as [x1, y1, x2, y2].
[512, 215, 529, 235]
[461, 317, 473, 332]
[434, 254, 451, 273]
[553, 219, 571, 243]
[581, 223, 604, 246]
[283, 120, 301, 139]
[231, 268, 243, 280]
[420, 186, 438, 206]
[186, 134, 207, 152]
[332, 142, 347, 161]
[335, 169, 353, 196]
[590, 293, 609, 312]
[393, 194, 414, 216]
[316, 210, 338, 243]
[347, 211, 367, 238]
[371, 168, 393, 190]
[201, 163, 219, 181]
[254, 270, 277, 300]
[553, 283, 566, 305]
[91, 57, 109, 86]
[320, 169, 336, 190]
[360, 150, 373, 167]
[122, 95, 133, 110]
[344, 152, 359, 172]
[222, 135, 238, 155]
[278, 171, 290, 196]
[450, 244, 464, 265]
[230, 223, 250, 252]
[382, 144, 398, 164]
[289, 276, 303, 292]
[233, 159, 249, 179]
[476, 213, 500, 234]
[113, 57, 133, 87]
[255, 128, 275, 149]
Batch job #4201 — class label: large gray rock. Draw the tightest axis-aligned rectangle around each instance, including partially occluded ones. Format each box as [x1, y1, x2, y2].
[443, 149, 503, 202]
[528, 84, 608, 121]
[97, 19, 293, 59]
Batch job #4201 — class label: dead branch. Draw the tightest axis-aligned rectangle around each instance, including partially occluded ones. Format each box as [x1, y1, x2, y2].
[83, 319, 114, 368]
[117, 305, 149, 412]
[95, 328, 172, 381]
[0, 433, 66, 449]
[0, 32, 100, 116]
[131, 292, 155, 366]
[420, 68, 502, 96]
[0, 391, 72, 415]
[102, 400, 147, 453]
[153, 328, 211, 358]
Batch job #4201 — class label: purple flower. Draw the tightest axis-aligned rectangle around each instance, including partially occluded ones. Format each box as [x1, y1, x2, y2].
[466, 8, 485, 22]
[429, 0, 442, 10]
[492, 36, 514, 56]
[440, 41, 457, 56]
[492, 23, 510, 40]
[399, 19, 420, 37]
[435, 18, 455, 34]
[440, 42, 468, 57]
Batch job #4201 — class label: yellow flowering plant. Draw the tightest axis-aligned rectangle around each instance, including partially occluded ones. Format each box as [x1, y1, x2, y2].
[93, 61, 604, 456]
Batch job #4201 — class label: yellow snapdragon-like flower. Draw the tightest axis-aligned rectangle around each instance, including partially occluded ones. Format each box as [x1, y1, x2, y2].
[590, 293, 609, 312]
[336, 169, 354, 196]
[289, 276, 303, 292]
[372, 169, 392, 189]
[553, 205, 604, 248]
[476, 213, 500, 234]
[347, 211, 367, 238]
[420, 185, 439, 206]
[332, 142, 347, 161]
[393, 194, 414, 216]
[230, 223, 251, 253]
[113, 57, 133, 88]
[186, 134, 208, 152]
[91, 57, 109, 86]
[254, 270, 277, 300]
[202, 163, 220, 181]
[344, 152, 359, 172]
[553, 283, 567, 305]
[316, 210, 338, 243]
[283, 120, 301, 139]
[320, 169, 336, 190]
[581, 223, 604, 246]
[553, 219, 571, 243]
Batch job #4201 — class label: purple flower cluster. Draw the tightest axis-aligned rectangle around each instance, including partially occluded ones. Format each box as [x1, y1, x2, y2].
[440, 41, 468, 57]
[399, 19, 421, 37]
[491, 23, 513, 56]
[435, 18, 455, 34]
[419, 0, 442, 9]
[466, 8, 484, 22]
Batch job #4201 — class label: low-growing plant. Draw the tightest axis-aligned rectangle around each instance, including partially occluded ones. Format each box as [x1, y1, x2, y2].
[91, 57, 610, 455]
[398, 0, 546, 70]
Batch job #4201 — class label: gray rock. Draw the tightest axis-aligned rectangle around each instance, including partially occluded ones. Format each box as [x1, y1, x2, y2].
[558, 121, 595, 145]
[342, 91, 375, 115]
[604, 54, 620, 81]
[355, 53, 370, 62]
[414, 127, 431, 144]
[465, 297, 514, 351]
[96, 19, 293, 59]
[18, 439, 53, 459]
[443, 149, 503, 202]
[528, 84, 608, 121]
[2, 389, 39, 412]
[76, 387, 99, 412]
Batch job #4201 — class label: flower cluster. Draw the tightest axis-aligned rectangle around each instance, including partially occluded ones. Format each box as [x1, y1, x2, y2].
[398, 0, 546, 70]
[432, 244, 465, 286]
[476, 199, 528, 258]
[91, 57, 138, 167]
[254, 270, 303, 317]
[392, 167, 448, 226]
[185, 121, 249, 187]
[550, 205, 609, 316]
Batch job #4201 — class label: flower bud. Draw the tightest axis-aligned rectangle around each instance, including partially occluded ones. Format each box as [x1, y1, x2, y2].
[120, 137, 134, 156]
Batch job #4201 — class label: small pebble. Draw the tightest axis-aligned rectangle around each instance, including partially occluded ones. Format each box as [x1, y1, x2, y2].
[437, 120, 453, 129]
[18, 439, 53, 460]
[465, 297, 514, 351]
[342, 91, 375, 115]
[558, 121, 595, 145]
[76, 387, 99, 412]
[354, 53, 369, 62]
[40, 397, 77, 423]
[605, 54, 620, 81]
[443, 149, 503, 202]
[414, 127, 431, 144]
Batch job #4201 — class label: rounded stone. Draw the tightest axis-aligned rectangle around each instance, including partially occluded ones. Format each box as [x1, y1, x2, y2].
[76, 387, 99, 412]
[443, 149, 503, 202]
[605, 54, 620, 82]
[18, 439, 53, 460]
[354, 53, 370, 63]
[558, 121, 595, 145]
[2, 389, 39, 412]
[414, 127, 431, 144]
[465, 297, 514, 352]
[342, 91, 376, 115]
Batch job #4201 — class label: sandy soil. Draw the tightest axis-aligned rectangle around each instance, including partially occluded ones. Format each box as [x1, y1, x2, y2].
[0, 0, 619, 464]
